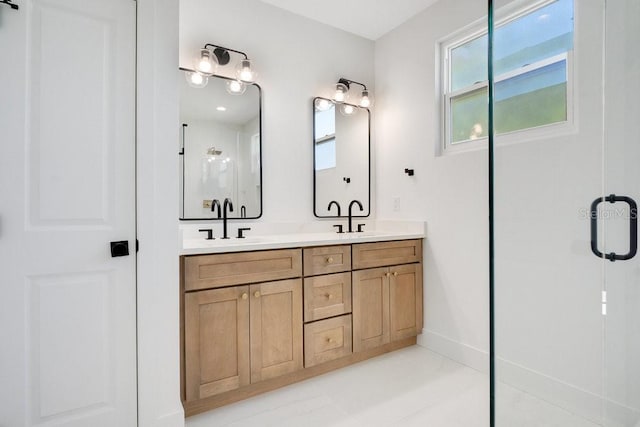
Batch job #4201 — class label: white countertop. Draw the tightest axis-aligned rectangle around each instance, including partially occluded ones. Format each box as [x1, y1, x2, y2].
[180, 221, 426, 255]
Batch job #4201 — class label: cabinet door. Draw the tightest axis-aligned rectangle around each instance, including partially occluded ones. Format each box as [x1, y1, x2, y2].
[389, 263, 423, 341]
[352, 267, 390, 352]
[184, 286, 250, 402]
[250, 279, 303, 383]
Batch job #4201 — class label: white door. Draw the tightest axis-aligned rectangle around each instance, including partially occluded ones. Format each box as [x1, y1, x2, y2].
[0, 0, 137, 426]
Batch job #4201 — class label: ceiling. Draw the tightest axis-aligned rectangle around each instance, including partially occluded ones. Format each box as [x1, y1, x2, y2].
[259, 0, 439, 40]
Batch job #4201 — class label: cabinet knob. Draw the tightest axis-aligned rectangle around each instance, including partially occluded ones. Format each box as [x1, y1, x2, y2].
[326, 338, 335, 344]
[325, 293, 333, 299]
[254, 291, 261, 298]
[385, 272, 391, 277]
[326, 257, 334, 263]
[393, 271, 398, 277]
[241, 293, 248, 300]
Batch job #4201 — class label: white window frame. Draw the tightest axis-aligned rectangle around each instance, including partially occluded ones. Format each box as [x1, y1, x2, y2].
[439, 0, 575, 155]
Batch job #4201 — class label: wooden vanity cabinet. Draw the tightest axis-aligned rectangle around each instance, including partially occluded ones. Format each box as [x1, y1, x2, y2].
[249, 279, 303, 383]
[184, 286, 250, 402]
[302, 246, 353, 368]
[181, 239, 423, 416]
[182, 250, 303, 407]
[352, 240, 423, 353]
[184, 278, 303, 402]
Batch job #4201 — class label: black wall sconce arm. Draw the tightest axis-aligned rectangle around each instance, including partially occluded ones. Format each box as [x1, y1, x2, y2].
[1, 0, 19, 10]
[203, 43, 249, 65]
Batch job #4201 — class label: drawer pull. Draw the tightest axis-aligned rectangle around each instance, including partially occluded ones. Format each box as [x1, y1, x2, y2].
[393, 271, 398, 277]
[254, 291, 261, 298]
[241, 293, 248, 300]
[325, 293, 333, 299]
[326, 257, 334, 263]
[385, 272, 391, 277]
[326, 338, 335, 344]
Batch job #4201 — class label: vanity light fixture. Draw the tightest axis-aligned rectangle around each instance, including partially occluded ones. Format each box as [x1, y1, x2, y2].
[206, 147, 222, 162]
[226, 79, 246, 95]
[339, 103, 357, 116]
[314, 98, 333, 112]
[332, 78, 374, 108]
[187, 42, 258, 93]
[186, 71, 208, 88]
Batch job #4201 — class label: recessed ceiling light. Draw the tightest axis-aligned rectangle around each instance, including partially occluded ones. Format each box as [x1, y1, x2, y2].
[216, 106, 227, 111]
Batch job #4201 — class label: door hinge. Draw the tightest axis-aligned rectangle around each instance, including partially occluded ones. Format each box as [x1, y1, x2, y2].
[136, 239, 139, 253]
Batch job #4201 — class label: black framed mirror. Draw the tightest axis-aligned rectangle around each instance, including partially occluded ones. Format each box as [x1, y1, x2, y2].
[179, 68, 262, 220]
[313, 97, 370, 218]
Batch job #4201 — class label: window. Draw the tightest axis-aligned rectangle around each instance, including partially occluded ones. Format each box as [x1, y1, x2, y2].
[314, 107, 336, 170]
[441, 0, 574, 152]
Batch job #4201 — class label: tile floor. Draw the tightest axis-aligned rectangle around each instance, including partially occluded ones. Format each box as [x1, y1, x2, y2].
[186, 345, 599, 427]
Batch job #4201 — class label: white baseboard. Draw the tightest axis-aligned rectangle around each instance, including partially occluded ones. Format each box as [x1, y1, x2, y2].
[419, 329, 489, 374]
[145, 409, 185, 427]
[419, 330, 639, 425]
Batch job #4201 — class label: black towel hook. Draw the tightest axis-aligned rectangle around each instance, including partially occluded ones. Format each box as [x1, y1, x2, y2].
[1, 0, 19, 10]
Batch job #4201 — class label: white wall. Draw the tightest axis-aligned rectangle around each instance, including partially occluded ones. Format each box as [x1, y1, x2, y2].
[137, 0, 184, 425]
[375, 0, 489, 369]
[180, 0, 375, 224]
[238, 116, 261, 216]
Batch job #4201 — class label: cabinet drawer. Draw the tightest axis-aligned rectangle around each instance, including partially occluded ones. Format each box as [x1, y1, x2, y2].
[352, 240, 422, 270]
[184, 249, 302, 291]
[304, 315, 352, 368]
[304, 272, 352, 322]
[303, 245, 351, 276]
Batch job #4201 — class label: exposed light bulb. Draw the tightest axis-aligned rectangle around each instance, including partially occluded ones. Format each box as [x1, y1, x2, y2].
[359, 90, 373, 108]
[198, 59, 212, 73]
[191, 73, 203, 85]
[236, 59, 257, 82]
[195, 48, 217, 76]
[186, 71, 208, 88]
[314, 98, 333, 111]
[226, 79, 246, 95]
[333, 83, 348, 103]
[339, 104, 357, 116]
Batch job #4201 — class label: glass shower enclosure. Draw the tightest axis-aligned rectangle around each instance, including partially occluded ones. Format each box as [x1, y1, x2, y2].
[492, 0, 640, 425]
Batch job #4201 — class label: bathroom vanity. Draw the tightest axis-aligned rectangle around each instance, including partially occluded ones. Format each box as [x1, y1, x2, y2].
[179, 234, 423, 416]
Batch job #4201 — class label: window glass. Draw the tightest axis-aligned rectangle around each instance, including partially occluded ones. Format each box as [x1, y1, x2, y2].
[444, 0, 574, 148]
[314, 108, 335, 140]
[315, 138, 336, 170]
[495, 59, 567, 134]
[451, 87, 488, 144]
[494, 0, 573, 76]
[451, 35, 488, 92]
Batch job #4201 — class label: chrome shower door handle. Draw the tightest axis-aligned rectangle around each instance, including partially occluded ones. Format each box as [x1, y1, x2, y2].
[590, 194, 638, 261]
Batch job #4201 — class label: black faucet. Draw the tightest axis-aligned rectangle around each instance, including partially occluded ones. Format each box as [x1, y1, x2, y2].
[222, 198, 234, 239]
[210, 199, 221, 218]
[347, 200, 363, 233]
[327, 200, 341, 217]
